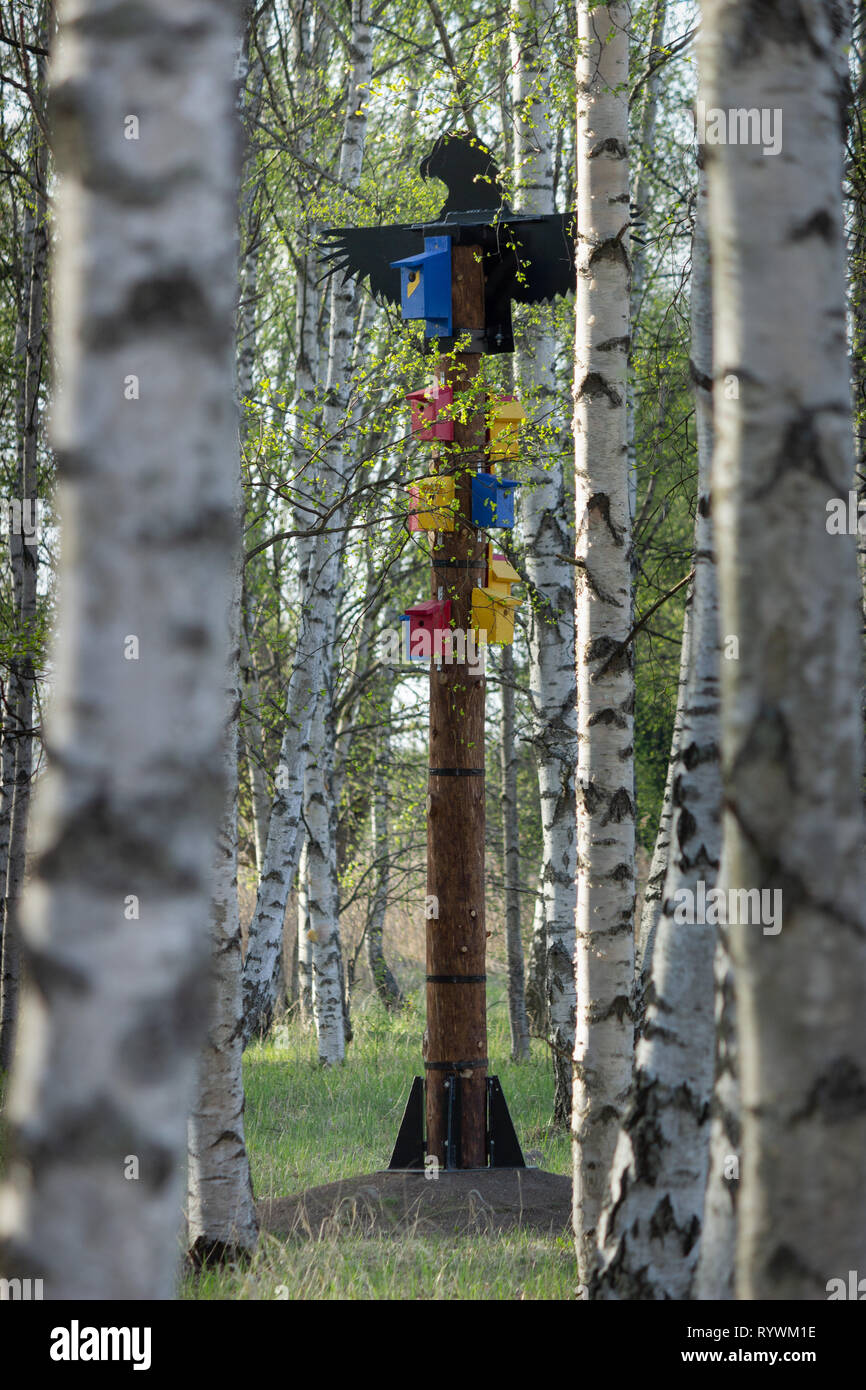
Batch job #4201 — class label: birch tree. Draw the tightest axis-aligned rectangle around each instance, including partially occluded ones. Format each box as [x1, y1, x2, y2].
[367, 685, 402, 1011]
[633, 592, 691, 986]
[693, 911, 739, 1300]
[187, 477, 257, 1264]
[500, 644, 530, 1059]
[303, 0, 371, 1065]
[186, 14, 260, 1263]
[241, 592, 324, 1043]
[594, 167, 721, 1299]
[511, 0, 577, 1123]
[0, 64, 47, 1072]
[240, 0, 324, 1044]
[0, 0, 241, 1298]
[572, 0, 634, 1286]
[702, 0, 866, 1299]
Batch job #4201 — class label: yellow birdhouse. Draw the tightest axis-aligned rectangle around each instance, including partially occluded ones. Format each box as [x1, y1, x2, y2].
[472, 542, 522, 644]
[471, 587, 521, 645]
[486, 542, 521, 597]
[488, 395, 525, 463]
[408, 474, 456, 532]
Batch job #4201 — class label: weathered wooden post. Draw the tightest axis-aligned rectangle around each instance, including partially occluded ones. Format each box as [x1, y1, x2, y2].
[320, 133, 575, 1170]
[425, 246, 488, 1165]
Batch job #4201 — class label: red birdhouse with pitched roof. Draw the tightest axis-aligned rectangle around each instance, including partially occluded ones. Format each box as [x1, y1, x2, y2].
[405, 385, 455, 441]
[401, 598, 452, 661]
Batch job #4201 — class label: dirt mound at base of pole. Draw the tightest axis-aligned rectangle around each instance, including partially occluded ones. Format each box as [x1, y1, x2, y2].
[257, 1169, 571, 1241]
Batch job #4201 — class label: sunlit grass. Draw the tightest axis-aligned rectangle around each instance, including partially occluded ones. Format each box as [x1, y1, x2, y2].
[243, 980, 570, 1198]
[183, 979, 574, 1299]
[185, 1229, 578, 1301]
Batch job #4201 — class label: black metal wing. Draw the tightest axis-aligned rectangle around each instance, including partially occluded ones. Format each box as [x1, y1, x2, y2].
[506, 213, 576, 304]
[319, 224, 425, 305]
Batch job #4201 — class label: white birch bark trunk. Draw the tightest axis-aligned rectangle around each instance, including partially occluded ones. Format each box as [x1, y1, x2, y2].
[239, 2, 323, 1038]
[235, 40, 270, 875]
[525, 874, 548, 1036]
[0, 95, 47, 1071]
[511, 0, 577, 1122]
[186, 23, 260, 1256]
[634, 589, 692, 988]
[239, 609, 270, 873]
[500, 644, 530, 1060]
[300, 0, 371, 1066]
[367, 693, 402, 1010]
[187, 481, 257, 1262]
[241, 594, 323, 1043]
[296, 837, 313, 1025]
[702, 0, 866, 1298]
[593, 168, 721, 1299]
[572, 0, 634, 1287]
[0, 0, 240, 1298]
[693, 910, 739, 1300]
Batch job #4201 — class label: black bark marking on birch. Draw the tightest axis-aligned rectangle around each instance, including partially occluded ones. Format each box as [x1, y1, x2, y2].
[35, 801, 218, 892]
[85, 273, 229, 351]
[789, 208, 837, 244]
[595, 334, 630, 353]
[642, 977, 674, 1014]
[587, 136, 627, 160]
[577, 372, 624, 408]
[25, 1103, 175, 1190]
[579, 562, 626, 608]
[591, 1240, 657, 1300]
[608, 861, 633, 881]
[723, 794, 866, 936]
[649, 1195, 700, 1256]
[730, 702, 796, 791]
[594, 993, 633, 1025]
[711, 1084, 741, 1147]
[621, 1075, 666, 1183]
[724, 0, 816, 63]
[589, 706, 627, 728]
[605, 1163, 632, 1231]
[688, 358, 713, 394]
[119, 970, 211, 1083]
[722, 795, 866, 934]
[605, 786, 634, 824]
[25, 943, 91, 997]
[642, 1020, 686, 1045]
[586, 632, 624, 664]
[750, 404, 850, 499]
[587, 220, 631, 274]
[673, 803, 697, 850]
[791, 1056, 866, 1124]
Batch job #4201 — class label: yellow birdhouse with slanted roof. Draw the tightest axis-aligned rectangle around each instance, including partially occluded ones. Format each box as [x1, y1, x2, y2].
[471, 543, 523, 645]
[486, 542, 521, 597]
[488, 395, 525, 463]
[407, 474, 456, 532]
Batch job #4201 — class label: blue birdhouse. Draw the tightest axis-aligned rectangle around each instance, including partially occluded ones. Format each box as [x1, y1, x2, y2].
[471, 472, 520, 529]
[391, 236, 452, 338]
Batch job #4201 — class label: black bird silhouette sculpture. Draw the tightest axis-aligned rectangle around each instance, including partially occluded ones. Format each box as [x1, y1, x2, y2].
[320, 133, 576, 354]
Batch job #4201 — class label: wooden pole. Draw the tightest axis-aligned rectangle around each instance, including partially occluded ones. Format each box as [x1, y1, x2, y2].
[425, 244, 488, 1166]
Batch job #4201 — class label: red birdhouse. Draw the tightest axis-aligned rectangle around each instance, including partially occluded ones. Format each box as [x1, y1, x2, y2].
[405, 385, 455, 441]
[401, 598, 452, 661]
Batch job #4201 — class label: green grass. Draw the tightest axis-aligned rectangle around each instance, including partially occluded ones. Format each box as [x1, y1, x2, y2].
[187, 1229, 579, 1300]
[183, 980, 576, 1299]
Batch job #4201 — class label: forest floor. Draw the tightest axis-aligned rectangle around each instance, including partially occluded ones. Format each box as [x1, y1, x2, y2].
[184, 980, 578, 1299]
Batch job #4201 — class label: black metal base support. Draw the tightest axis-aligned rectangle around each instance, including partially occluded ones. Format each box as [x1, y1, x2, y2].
[387, 1074, 526, 1170]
